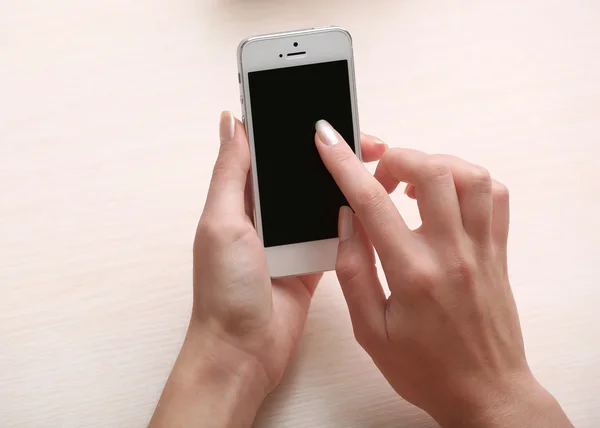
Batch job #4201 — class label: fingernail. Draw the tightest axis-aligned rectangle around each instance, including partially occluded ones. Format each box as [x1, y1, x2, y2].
[338, 206, 355, 241]
[315, 120, 339, 146]
[404, 184, 412, 195]
[372, 137, 389, 152]
[366, 134, 388, 152]
[219, 111, 235, 144]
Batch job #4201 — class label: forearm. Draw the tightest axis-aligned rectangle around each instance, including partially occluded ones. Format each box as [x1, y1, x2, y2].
[149, 327, 268, 428]
[440, 377, 573, 428]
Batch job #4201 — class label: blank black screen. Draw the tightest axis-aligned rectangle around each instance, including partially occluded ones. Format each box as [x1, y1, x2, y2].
[248, 60, 355, 248]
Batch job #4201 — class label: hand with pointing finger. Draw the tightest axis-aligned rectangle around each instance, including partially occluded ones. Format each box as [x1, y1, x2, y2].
[314, 120, 573, 428]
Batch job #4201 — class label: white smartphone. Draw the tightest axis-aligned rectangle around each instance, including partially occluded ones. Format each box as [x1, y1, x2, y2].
[237, 26, 361, 277]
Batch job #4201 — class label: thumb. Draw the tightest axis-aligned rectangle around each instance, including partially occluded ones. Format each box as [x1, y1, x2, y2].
[336, 206, 387, 347]
[204, 111, 251, 218]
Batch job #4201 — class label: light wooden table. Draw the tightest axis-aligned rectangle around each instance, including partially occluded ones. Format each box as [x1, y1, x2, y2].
[1, 1, 599, 427]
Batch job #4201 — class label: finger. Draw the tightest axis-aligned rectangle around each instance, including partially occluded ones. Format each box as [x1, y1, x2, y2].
[430, 155, 493, 242]
[314, 120, 415, 261]
[400, 155, 493, 243]
[374, 148, 462, 240]
[271, 275, 317, 348]
[336, 206, 386, 346]
[360, 133, 388, 163]
[239, 122, 255, 221]
[491, 179, 510, 246]
[244, 172, 254, 221]
[404, 183, 416, 199]
[204, 111, 249, 218]
[297, 273, 323, 297]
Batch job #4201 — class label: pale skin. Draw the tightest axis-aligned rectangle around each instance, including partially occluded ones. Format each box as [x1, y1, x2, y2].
[148, 111, 573, 428]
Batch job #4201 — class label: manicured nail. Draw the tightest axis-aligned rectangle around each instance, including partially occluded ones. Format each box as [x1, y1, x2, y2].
[315, 120, 339, 146]
[219, 111, 235, 144]
[338, 206, 355, 241]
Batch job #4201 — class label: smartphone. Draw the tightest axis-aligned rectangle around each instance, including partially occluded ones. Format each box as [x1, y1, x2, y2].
[237, 26, 361, 277]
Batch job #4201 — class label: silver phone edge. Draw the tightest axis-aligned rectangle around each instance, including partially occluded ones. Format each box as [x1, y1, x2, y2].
[236, 26, 361, 249]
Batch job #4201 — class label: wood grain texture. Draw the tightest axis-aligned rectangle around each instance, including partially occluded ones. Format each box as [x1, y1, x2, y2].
[1, 0, 599, 427]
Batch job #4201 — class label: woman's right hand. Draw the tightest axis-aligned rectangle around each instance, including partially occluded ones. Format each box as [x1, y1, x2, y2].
[314, 120, 573, 428]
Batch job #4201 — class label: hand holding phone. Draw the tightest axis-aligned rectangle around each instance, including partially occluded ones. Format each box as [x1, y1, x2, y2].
[149, 110, 387, 427]
[238, 27, 360, 277]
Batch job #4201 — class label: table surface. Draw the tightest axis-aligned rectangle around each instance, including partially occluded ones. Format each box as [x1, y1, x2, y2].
[1, 1, 599, 427]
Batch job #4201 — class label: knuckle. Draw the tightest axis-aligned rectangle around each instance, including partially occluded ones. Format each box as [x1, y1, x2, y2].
[333, 146, 357, 167]
[380, 147, 399, 165]
[336, 255, 363, 285]
[493, 181, 510, 203]
[353, 324, 377, 349]
[196, 217, 250, 246]
[354, 183, 386, 210]
[213, 146, 233, 172]
[212, 141, 245, 177]
[196, 220, 217, 241]
[210, 159, 232, 186]
[423, 157, 452, 182]
[449, 252, 478, 287]
[469, 165, 492, 191]
[403, 266, 429, 286]
[402, 261, 440, 298]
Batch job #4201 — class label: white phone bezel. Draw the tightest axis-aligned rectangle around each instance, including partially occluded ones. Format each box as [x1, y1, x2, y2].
[237, 26, 361, 278]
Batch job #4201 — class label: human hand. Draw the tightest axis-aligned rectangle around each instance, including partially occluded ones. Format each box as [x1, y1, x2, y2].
[191, 112, 387, 391]
[314, 120, 573, 428]
[149, 113, 387, 428]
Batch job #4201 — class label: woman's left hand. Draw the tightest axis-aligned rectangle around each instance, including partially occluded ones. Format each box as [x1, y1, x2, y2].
[149, 111, 387, 428]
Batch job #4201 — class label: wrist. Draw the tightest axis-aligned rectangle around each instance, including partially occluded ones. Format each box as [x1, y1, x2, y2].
[149, 323, 269, 428]
[438, 374, 572, 428]
[181, 322, 270, 405]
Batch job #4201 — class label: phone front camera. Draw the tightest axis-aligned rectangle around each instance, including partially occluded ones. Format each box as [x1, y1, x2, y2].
[293, 42, 298, 47]
[279, 54, 283, 58]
